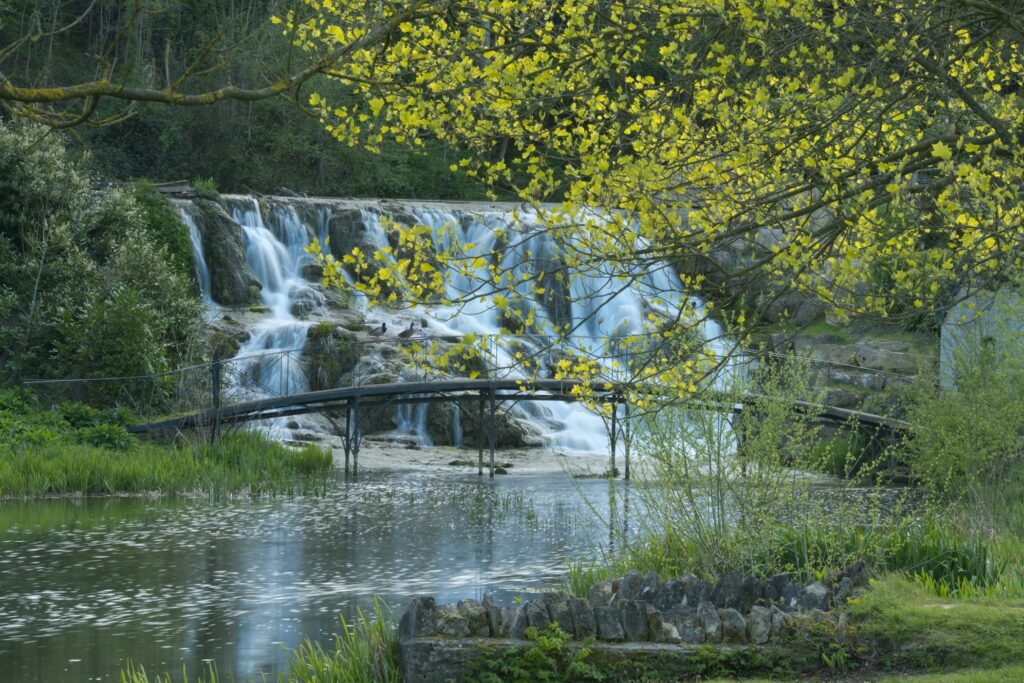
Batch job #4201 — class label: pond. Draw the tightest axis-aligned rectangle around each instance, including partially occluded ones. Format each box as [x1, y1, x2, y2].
[0, 472, 621, 682]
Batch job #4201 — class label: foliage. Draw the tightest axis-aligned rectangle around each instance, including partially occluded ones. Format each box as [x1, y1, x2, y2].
[287, 598, 399, 683]
[0, 120, 201, 388]
[903, 292, 1024, 510]
[0, 389, 333, 497]
[288, 0, 1024, 354]
[191, 177, 220, 201]
[850, 575, 1024, 671]
[121, 599, 398, 682]
[469, 623, 605, 683]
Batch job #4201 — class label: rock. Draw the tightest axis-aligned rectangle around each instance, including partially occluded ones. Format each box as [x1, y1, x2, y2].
[770, 605, 790, 638]
[483, 594, 504, 637]
[854, 345, 921, 375]
[719, 608, 748, 643]
[710, 571, 743, 608]
[569, 597, 596, 639]
[657, 621, 682, 644]
[188, 200, 261, 305]
[800, 581, 833, 611]
[435, 604, 470, 638]
[837, 559, 872, 588]
[398, 596, 437, 638]
[509, 605, 528, 639]
[682, 574, 711, 606]
[588, 580, 615, 608]
[764, 574, 790, 603]
[834, 576, 854, 606]
[457, 599, 489, 637]
[645, 605, 665, 641]
[653, 578, 688, 611]
[781, 582, 802, 611]
[748, 606, 772, 644]
[544, 597, 575, 636]
[616, 570, 643, 602]
[665, 605, 704, 644]
[594, 606, 625, 641]
[697, 601, 722, 643]
[620, 600, 649, 641]
[525, 600, 551, 631]
[638, 571, 662, 602]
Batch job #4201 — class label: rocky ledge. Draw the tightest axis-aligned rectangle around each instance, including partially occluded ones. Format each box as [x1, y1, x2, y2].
[398, 561, 870, 682]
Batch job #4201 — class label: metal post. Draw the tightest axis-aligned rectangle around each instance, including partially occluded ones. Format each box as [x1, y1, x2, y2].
[478, 395, 484, 476]
[352, 398, 360, 479]
[609, 399, 618, 477]
[488, 388, 496, 478]
[210, 350, 221, 443]
[344, 399, 352, 477]
[623, 401, 630, 481]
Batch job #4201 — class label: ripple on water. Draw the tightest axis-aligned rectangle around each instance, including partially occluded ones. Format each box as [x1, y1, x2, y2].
[0, 471, 615, 682]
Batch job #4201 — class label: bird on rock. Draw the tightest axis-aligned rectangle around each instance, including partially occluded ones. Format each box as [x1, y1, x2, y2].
[369, 322, 387, 336]
[397, 322, 417, 339]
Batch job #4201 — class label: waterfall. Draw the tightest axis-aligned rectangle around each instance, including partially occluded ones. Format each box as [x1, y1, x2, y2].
[178, 209, 213, 306]
[183, 195, 730, 452]
[221, 198, 318, 437]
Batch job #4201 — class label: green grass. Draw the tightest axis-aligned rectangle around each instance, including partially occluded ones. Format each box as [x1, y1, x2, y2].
[0, 431, 334, 498]
[1, 389, 334, 497]
[850, 575, 1024, 671]
[121, 599, 398, 682]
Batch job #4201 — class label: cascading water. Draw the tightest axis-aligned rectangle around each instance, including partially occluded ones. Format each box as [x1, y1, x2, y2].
[178, 209, 214, 306]
[222, 198, 321, 436]
[184, 195, 729, 452]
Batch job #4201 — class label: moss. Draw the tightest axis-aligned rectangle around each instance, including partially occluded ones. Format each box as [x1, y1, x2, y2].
[304, 324, 360, 391]
[130, 181, 196, 282]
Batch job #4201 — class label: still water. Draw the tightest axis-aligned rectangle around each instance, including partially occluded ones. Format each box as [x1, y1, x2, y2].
[0, 472, 619, 681]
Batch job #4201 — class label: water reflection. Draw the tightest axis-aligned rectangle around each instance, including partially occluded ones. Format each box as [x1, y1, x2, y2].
[0, 473, 617, 682]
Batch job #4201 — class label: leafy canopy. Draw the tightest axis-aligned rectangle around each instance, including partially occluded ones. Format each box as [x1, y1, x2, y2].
[287, 0, 1022, 332]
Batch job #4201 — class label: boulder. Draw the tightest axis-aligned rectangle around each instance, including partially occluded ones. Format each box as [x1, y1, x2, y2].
[525, 600, 551, 630]
[594, 606, 625, 641]
[457, 599, 489, 637]
[697, 601, 722, 643]
[619, 600, 649, 641]
[719, 608, 748, 644]
[188, 200, 261, 305]
[588, 580, 616, 608]
[569, 597, 596, 639]
[509, 605, 528, 639]
[398, 596, 437, 638]
[770, 605, 790, 638]
[747, 606, 772, 644]
[800, 581, 833, 611]
[781, 582, 803, 611]
[616, 570, 643, 602]
[435, 604, 470, 638]
[638, 571, 662, 602]
[764, 574, 790, 603]
[653, 578, 688, 611]
[544, 597, 575, 636]
[482, 594, 504, 637]
[665, 605, 704, 644]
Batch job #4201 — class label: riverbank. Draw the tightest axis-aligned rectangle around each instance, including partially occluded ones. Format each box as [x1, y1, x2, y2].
[326, 438, 620, 476]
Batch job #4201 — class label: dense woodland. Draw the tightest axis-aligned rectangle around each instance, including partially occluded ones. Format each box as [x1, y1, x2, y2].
[0, 0, 489, 198]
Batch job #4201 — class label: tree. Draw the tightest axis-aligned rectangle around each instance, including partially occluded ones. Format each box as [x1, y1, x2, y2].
[290, 0, 1023, 333]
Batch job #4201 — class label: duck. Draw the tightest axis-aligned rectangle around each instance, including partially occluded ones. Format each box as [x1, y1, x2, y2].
[368, 322, 387, 336]
[397, 322, 417, 339]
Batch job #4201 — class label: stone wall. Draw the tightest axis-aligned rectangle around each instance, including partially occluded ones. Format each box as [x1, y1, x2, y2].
[398, 562, 869, 682]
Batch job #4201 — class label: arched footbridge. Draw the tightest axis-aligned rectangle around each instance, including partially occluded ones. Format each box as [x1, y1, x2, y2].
[127, 376, 909, 479]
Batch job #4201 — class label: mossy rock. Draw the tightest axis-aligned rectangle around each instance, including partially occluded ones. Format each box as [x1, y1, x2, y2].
[302, 323, 361, 391]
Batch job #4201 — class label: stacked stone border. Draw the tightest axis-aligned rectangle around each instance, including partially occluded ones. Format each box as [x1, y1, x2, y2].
[398, 561, 870, 682]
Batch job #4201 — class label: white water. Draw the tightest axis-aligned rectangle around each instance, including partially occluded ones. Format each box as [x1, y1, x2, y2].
[223, 198, 320, 437]
[178, 209, 214, 306]
[184, 197, 729, 452]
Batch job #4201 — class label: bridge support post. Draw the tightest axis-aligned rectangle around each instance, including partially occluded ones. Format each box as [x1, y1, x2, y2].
[210, 351, 221, 443]
[623, 401, 630, 481]
[488, 388, 496, 479]
[344, 399, 352, 478]
[477, 396, 484, 476]
[609, 399, 618, 478]
[352, 398, 360, 479]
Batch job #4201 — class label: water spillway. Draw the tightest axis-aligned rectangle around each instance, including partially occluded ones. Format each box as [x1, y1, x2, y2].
[183, 195, 726, 451]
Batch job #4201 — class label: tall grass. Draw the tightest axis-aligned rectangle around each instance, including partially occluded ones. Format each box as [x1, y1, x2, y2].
[0, 431, 333, 498]
[120, 599, 398, 683]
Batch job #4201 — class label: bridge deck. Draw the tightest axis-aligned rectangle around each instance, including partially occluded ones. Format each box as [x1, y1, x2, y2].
[128, 377, 907, 434]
